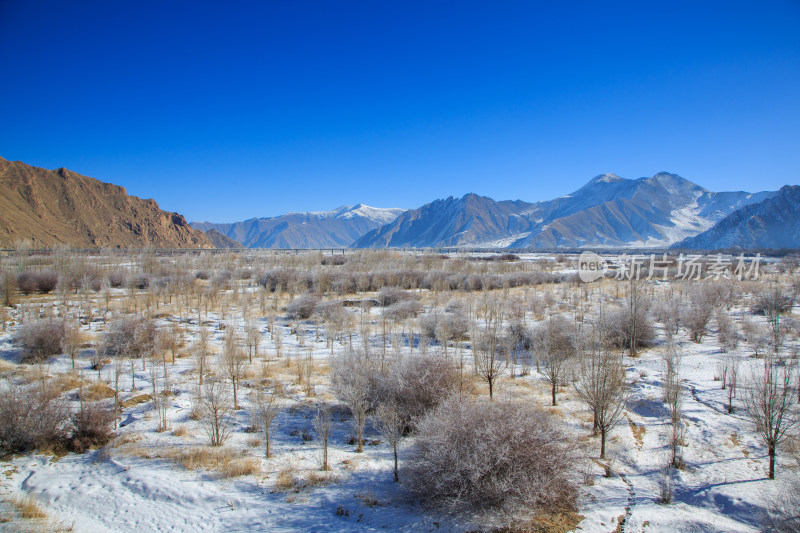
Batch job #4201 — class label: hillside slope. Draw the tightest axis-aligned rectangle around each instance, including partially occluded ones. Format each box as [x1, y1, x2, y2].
[0, 157, 213, 249]
[673, 185, 800, 249]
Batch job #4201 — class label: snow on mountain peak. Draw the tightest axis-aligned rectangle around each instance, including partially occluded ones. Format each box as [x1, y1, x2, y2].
[335, 204, 406, 224]
[592, 173, 625, 184]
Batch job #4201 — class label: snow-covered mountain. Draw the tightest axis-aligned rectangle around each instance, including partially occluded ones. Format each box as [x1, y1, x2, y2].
[191, 205, 405, 249]
[673, 185, 800, 250]
[354, 173, 776, 249]
[352, 193, 536, 248]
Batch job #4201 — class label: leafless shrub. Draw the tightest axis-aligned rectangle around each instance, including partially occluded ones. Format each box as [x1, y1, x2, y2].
[102, 317, 157, 359]
[716, 310, 739, 352]
[383, 300, 422, 321]
[0, 381, 71, 454]
[370, 355, 461, 433]
[602, 303, 655, 354]
[682, 295, 714, 343]
[287, 293, 320, 319]
[752, 290, 793, 316]
[16, 269, 59, 294]
[405, 397, 577, 522]
[742, 316, 769, 357]
[658, 463, 677, 504]
[15, 319, 66, 363]
[70, 402, 116, 452]
[376, 287, 415, 307]
[129, 273, 151, 290]
[420, 310, 469, 343]
[321, 255, 348, 266]
[762, 475, 800, 532]
[108, 270, 126, 287]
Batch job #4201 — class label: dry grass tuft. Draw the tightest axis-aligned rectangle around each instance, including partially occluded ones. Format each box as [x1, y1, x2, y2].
[158, 446, 260, 478]
[81, 381, 115, 401]
[628, 418, 646, 450]
[120, 394, 151, 408]
[7, 494, 48, 519]
[496, 510, 584, 533]
[274, 466, 301, 492]
[354, 491, 381, 507]
[172, 425, 188, 437]
[305, 470, 337, 487]
[53, 373, 86, 393]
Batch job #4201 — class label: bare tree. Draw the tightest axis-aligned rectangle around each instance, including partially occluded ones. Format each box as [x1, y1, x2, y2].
[313, 403, 332, 471]
[61, 319, 82, 370]
[250, 385, 281, 458]
[220, 326, 246, 409]
[727, 357, 740, 414]
[742, 316, 768, 357]
[744, 353, 798, 479]
[662, 345, 684, 468]
[758, 284, 790, 355]
[331, 348, 372, 452]
[193, 327, 210, 389]
[196, 377, 233, 446]
[373, 400, 403, 482]
[472, 297, 505, 399]
[148, 358, 170, 432]
[574, 338, 627, 459]
[535, 316, 576, 406]
[245, 319, 261, 363]
[625, 278, 648, 356]
[1, 271, 16, 307]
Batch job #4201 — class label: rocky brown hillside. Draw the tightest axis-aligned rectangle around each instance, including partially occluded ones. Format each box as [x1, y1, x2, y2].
[0, 157, 213, 249]
[203, 229, 243, 249]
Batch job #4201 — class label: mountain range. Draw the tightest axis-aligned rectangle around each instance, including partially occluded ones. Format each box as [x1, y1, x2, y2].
[2, 156, 796, 251]
[0, 157, 213, 249]
[199, 171, 797, 250]
[192, 205, 405, 249]
[354, 173, 777, 249]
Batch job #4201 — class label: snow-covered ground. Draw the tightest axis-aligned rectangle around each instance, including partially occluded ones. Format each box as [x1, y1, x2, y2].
[1, 256, 798, 533]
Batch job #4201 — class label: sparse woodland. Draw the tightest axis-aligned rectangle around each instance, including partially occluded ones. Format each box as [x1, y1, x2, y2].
[0, 247, 798, 532]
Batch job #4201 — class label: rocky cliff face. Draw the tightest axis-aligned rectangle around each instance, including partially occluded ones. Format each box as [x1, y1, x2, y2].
[0, 157, 213, 249]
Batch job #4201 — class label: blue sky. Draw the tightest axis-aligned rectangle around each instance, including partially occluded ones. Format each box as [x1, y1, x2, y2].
[1, 1, 798, 222]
